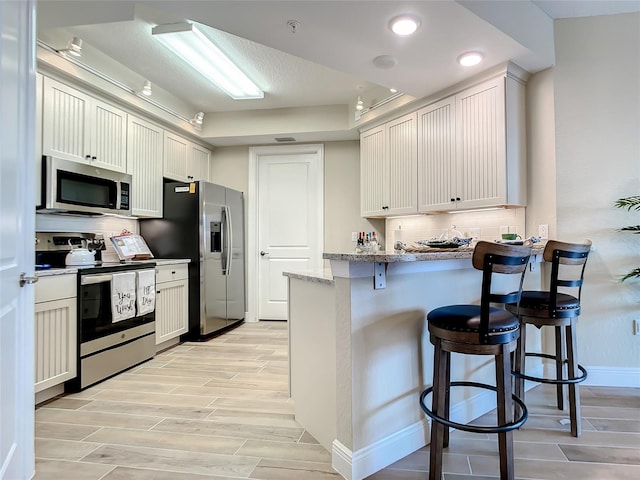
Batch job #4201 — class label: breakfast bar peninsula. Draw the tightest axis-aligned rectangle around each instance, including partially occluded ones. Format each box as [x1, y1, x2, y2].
[284, 246, 544, 480]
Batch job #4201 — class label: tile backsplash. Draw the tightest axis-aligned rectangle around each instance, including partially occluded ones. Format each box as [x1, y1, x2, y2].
[36, 213, 139, 262]
[385, 208, 526, 250]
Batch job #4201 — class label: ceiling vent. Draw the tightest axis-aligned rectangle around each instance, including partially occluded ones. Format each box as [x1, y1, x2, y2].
[275, 137, 296, 143]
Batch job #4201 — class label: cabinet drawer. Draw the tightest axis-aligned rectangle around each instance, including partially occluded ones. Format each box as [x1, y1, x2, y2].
[35, 275, 77, 303]
[155, 264, 188, 283]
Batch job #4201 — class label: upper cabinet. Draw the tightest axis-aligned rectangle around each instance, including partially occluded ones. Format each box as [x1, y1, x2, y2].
[360, 112, 417, 217]
[127, 115, 164, 218]
[362, 70, 526, 217]
[42, 77, 127, 172]
[163, 132, 211, 182]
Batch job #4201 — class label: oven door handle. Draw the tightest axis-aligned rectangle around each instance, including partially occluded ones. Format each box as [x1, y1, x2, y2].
[81, 274, 113, 285]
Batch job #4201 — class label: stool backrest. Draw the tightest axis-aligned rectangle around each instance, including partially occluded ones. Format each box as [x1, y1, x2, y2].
[543, 239, 592, 313]
[473, 241, 532, 344]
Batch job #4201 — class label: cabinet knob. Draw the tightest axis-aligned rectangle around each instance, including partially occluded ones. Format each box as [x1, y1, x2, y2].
[450, 198, 455, 202]
[85, 154, 91, 160]
[91, 156, 97, 161]
[456, 197, 461, 201]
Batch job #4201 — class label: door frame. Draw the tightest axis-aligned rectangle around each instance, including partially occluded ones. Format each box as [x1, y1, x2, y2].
[247, 144, 324, 322]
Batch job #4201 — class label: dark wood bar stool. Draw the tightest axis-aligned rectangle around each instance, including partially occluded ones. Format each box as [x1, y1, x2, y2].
[506, 239, 591, 437]
[419, 241, 532, 480]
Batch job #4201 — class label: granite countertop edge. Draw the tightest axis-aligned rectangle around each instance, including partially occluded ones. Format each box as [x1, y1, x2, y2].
[283, 269, 335, 285]
[323, 244, 544, 263]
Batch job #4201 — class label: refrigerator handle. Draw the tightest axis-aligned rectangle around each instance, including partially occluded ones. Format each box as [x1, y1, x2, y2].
[221, 207, 228, 275]
[225, 204, 233, 276]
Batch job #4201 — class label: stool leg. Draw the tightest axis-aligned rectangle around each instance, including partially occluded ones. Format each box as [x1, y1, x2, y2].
[566, 320, 582, 437]
[429, 338, 447, 480]
[443, 351, 451, 448]
[555, 325, 565, 410]
[496, 343, 515, 480]
[514, 320, 526, 404]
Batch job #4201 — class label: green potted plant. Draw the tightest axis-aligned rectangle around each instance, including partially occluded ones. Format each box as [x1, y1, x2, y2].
[614, 195, 640, 281]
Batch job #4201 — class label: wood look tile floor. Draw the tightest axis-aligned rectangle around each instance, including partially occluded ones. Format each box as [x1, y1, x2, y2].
[35, 321, 639, 480]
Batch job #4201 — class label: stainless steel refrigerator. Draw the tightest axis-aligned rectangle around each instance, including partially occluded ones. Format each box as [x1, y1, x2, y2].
[140, 181, 245, 339]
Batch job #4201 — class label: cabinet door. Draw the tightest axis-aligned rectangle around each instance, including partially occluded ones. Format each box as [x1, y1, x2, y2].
[455, 77, 506, 209]
[386, 112, 417, 215]
[163, 131, 190, 181]
[42, 76, 90, 163]
[155, 278, 189, 345]
[190, 144, 211, 181]
[90, 99, 128, 172]
[418, 97, 456, 212]
[35, 73, 43, 207]
[127, 115, 164, 217]
[34, 297, 77, 393]
[360, 125, 387, 217]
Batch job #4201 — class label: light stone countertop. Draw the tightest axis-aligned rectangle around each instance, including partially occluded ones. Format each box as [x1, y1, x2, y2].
[324, 244, 544, 263]
[35, 258, 190, 277]
[283, 268, 334, 285]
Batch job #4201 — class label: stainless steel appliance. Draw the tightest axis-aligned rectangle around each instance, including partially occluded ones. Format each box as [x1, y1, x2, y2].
[68, 263, 156, 391]
[35, 232, 155, 391]
[140, 181, 245, 339]
[39, 156, 132, 216]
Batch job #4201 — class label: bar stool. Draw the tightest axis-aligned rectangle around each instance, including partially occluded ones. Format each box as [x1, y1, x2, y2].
[506, 239, 591, 437]
[419, 241, 532, 480]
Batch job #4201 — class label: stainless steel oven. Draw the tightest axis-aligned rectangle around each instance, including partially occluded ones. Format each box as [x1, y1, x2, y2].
[66, 263, 156, 391]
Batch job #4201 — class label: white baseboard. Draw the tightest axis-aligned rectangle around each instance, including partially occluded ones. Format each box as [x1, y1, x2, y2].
[559, 365, 639, 388]
[332, 419, 429, 480]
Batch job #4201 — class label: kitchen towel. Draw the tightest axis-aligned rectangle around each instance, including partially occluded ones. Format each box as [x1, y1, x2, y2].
[136, 269, 156, 316]
[111, 272, 136, 323]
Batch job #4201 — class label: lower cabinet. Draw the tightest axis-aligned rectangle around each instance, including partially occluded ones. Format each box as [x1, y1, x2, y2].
[155, 263, 189, 347]
[34, 275, 77, 393]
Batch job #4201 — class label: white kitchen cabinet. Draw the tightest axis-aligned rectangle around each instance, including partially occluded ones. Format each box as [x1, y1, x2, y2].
[191, 143, 211, 182]
[34, 275, 77, 393]
[42, 76, 127, 172]
[127, 115, 164, 217]
[360, 112, 417, 217]
[155, 263, 189, 348]
[418, 75, 526, 212]
[163, 131, 211, 182]
[163, 131, 191, 181]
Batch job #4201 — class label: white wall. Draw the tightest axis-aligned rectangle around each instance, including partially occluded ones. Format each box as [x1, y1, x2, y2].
[210, 141, 385, 254]
[553, 13, 640, 378]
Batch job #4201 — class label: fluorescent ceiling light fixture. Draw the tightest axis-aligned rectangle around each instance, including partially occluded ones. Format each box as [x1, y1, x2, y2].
[457, 51, 484, 67]
[140, 80, 152, 96]
[389, 15, 421, 36]
[61, 36, 82, 57]
[190, 111, 204, 126]
[152, 22, 264, 100]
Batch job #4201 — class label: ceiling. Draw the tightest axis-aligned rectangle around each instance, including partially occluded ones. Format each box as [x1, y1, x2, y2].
[36, 0, 640, 146]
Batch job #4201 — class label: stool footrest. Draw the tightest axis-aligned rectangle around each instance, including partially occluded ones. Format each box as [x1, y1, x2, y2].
[512, 352, 588, 385]
[419, 381, 528, 434]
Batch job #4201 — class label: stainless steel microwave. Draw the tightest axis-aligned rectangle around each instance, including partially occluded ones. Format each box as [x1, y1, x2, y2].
[39, 156, 132, 216]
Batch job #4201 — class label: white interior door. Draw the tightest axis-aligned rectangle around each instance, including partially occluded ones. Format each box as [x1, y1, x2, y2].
[252, 145, 323, 321]
[1, 1, 36, 478]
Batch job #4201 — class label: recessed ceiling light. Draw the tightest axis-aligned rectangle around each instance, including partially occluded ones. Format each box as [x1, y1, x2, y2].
[372, 55, 397, 69]
[389, 15, 421, 36]
[457, 51, 484, 67]
[389, 88, 397, 93]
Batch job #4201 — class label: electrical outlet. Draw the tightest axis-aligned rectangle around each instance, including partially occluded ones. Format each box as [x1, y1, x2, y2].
[351, 232, 358, 242]
[539, 224, 549, 239]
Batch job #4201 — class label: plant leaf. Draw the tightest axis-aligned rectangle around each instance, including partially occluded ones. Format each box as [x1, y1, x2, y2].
[615, 196, 640, 211]
[621, 268, 640, 282]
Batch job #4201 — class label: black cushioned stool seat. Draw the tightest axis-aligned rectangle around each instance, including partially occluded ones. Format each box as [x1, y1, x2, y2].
[506, 239, 591, 438]
[419, 241, 532, 480]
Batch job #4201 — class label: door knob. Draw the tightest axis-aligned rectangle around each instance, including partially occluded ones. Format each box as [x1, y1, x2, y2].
[260, 251, 269, 256]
